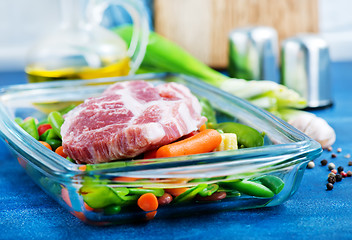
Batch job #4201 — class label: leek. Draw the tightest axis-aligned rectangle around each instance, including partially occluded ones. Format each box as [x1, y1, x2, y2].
[114, 25, 335, 148]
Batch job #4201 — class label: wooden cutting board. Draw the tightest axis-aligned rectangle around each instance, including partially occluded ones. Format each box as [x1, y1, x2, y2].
[154, 0, 319, 68]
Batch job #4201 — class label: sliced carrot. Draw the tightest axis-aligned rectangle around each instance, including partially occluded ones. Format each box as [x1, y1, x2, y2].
[112, 176, 140, 182]
[155, 129, 222, 158]
[145, 211, 157, 220]
[137, 193, 159, 212]
[199, 124, 207, 131]
[165, 187, 189, 197]
[61, 188, 72, 208]
[55, 146, 68, 158]
[84, 202, 95, 211]
[39, 141, 52, 151]
[79, 165, 87, 171]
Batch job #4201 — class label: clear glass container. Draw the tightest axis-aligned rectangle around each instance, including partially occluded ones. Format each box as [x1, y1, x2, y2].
[0, 73, 322, 225]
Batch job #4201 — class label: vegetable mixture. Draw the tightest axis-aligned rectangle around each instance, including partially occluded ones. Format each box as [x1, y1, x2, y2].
[16, 96, 285, 221]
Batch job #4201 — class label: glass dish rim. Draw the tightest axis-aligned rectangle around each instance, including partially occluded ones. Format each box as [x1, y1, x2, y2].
[0, 73, 322, 178]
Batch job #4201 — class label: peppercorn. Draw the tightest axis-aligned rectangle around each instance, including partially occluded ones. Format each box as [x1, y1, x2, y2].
[337, 166, 344, 173]
[320, 159, 328, 166]
[307, 161, 315, 169]
[328, 163, 335, 170]
[327, 146, 333, 152]
[348, 161, 352, 166]
[337, 148, 342, 153]
[328, 172, 336, 178]
[331, 169, 337, 174]
[331, 153, 337, 158]
[347, 171, 352, 177]
[326, 183, 334, 190]
[335, 174, 342, 182]
[341, 171, 347, 178]
[344, 154, 351, 159]
[327, 176, 336, 184]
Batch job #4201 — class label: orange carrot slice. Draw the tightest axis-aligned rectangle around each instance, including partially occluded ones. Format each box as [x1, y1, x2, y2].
[137, 193, 159, 212]
[156, 129, 221, 158]
[55, 146, 68, 158]
[39, 141, 52, 151]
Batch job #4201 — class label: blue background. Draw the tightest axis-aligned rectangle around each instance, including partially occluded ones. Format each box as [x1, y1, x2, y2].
[0, 62, 352, 239]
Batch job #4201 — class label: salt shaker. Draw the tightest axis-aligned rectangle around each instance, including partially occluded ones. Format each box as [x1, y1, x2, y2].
[228, 26, 280, 83]
[281, 34, 333, 108]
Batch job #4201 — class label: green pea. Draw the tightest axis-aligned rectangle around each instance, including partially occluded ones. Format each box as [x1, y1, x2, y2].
[198, 184, 219, 197]
[79, 186, 124, 209]
[222, 180, 274, 198]
[173, 184, 207, 203]
[104, 205, 121, 215]
[20, 118, 39, 140]
[254, 175, 285, 194]
[45, 139, 62, 151]
[211, 122, 264, 148]
[48, 111, 64, 139]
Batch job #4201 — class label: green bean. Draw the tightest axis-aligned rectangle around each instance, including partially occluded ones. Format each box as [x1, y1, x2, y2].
[254, 175, 285, 194]
[222, 180, 274, 198]
[198, 184, 219, 197]
[173, 184, 207, 203]
[14, 117, 23, 125]
[79, 186, 124, 209]
[199, 97, 217, 126]
[19, 118, 39, 140]
[210, 122, 264, 148]
[112, 187, 129, 196]
[58, 104, 77, 115]
[128, 188, 165, 197]
[48, 111, 64, 139]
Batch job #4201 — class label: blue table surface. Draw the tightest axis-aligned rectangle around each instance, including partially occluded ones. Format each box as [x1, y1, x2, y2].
[0, 63, 351, 240]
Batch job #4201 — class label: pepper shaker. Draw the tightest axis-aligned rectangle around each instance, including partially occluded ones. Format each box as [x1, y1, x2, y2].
[228, 26, 280, 83]
[281, 34, 333, 108]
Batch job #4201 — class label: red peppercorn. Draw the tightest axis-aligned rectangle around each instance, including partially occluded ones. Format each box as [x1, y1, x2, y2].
[341, 171, 347, 178]
[331, 169, 337, 174]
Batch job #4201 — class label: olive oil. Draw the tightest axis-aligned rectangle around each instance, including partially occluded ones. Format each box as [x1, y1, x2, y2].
[26, 57, 131, 83]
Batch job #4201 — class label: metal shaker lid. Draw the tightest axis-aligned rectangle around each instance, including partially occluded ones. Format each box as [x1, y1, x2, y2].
[281, 34, 333, 108]
[228, 26, 279, 83]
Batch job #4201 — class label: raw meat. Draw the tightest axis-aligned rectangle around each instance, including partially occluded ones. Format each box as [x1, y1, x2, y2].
[61, 80, 207, 164]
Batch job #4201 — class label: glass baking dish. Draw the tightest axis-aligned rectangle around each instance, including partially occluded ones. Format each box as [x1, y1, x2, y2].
[0, 73, 322, 225]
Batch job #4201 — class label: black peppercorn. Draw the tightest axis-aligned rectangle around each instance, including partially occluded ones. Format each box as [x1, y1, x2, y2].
[331, 153, 337, 158]
[335, 174, 343, 182]
[337, 166, 344, 173]
[327, 176, 336, 184]
[326, 183, 334, 190]
[320, 159, 328, 166]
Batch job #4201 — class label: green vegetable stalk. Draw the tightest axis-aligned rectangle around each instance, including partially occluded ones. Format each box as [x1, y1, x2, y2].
[114, 25, 306, 113]
[114, 25, 336, 148]
[114, 25, 227, 87]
